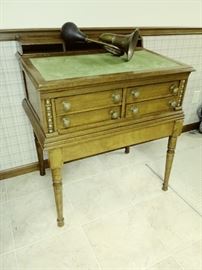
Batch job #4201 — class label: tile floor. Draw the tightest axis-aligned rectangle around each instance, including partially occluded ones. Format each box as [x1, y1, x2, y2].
[0, 131, 201, 270]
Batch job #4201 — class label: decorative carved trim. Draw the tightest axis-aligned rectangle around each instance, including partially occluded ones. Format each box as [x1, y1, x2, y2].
[45, 99, 54, 133]
[177, 79, 186, 107]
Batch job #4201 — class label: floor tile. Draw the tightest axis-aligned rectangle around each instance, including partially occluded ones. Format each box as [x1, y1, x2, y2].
[134, 192, 202, 252]
[0, 181, 7, 202]
[65, 164, 163, 225]
[84, 190, 202, 270]
[64, 169, 133, 225]
[16, 227, 100, 270]
[5, 170, 52, 200]
[176, 130, 202, 151]
[0, 251, 18, 270]
[8, 187, 76, 249]
[173, 240, 202, 270]
[97, 145, 151, 171]
[134, 137, 167, 159]
[84, 206, 168, 269]
[149, 257, 183, 270]
[0, 203, 15, 255]
[147, 145, 202, 214]
[108, 163, 163, 206]
[62, 156, 105, 184]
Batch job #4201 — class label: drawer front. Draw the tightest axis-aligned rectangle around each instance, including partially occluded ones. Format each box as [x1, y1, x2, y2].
[55, 89, 122, 115]
[126, 81, 179, 103]
[57, 106, 121, 130]
[126, 97, 178, 118]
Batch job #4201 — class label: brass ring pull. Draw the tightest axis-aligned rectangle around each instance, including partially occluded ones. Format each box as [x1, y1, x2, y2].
[169, 84, 179, 94]
[131, 106, 139, 114]
[62, 117, 71, 128]
[112, 93, 121, 103]
[110, 110, 119, 119]
[62, 101, 71, 112]
[131, 90, 140, 98]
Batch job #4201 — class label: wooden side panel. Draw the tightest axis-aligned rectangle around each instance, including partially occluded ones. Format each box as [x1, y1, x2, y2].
[25, 74, 42, 121]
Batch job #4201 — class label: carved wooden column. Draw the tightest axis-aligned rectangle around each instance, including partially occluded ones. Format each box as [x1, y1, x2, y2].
[49, 148, 64, 227]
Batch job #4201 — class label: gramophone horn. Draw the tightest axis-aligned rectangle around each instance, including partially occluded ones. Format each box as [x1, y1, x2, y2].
[61, 22, 123, 56]
[99, 29, 140, 61]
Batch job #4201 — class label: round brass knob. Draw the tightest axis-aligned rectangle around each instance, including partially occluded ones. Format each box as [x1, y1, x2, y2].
[62, 117, 71, 128]
[110, 110, 119, 119]
[62, 101, 71, 112]
[131, 106, 139, 114]
[170, 84, 179, 94]
[131, 90, 140, 98]
[112, 93, 121, 103]
[169, 100, 177, 108]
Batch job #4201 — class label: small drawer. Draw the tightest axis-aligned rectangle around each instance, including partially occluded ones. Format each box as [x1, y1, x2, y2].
[126, 81, 180, 103]
[57, 106, 121, 130]
[55, 89, 122, 115]
[126, 97, 178, 118]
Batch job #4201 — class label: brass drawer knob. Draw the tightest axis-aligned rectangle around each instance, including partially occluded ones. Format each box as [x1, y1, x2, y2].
[170, 84, 179, 94]
[62, 101, 71, 112]
[112, 93, 121, 103]
[110, 110, 119, 119]
[131, 106, 139, 114]
[131, 90, 140, 98]
[169, 100, 177, 108]
[62, 117, 71, 128]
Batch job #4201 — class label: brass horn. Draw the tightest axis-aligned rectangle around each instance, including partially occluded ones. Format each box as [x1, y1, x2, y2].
[99, 30, 139, 61]
[61, 22, 139, 61]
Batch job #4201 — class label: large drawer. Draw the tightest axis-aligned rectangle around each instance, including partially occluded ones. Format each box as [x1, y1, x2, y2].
[57, 106, 121, 130]
[126, 81, 180, 103]
[126, 97, 178, 118]
[55, 89, 122, 115]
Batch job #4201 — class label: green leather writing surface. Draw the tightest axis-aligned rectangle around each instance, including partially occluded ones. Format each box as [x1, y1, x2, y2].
[30, 50, 181, 81]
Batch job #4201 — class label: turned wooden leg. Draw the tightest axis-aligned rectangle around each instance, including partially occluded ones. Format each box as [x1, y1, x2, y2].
[162, 135, 177, 191]
[125, 146, 130, 154]
[34, 133, 46, 176]
[49, 149, 64, 227]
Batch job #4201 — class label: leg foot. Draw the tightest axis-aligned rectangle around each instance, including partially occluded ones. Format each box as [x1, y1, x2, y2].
[57, 218, 64, 227]
[162, 184, 168, 191]
[125, 146, 130, 154]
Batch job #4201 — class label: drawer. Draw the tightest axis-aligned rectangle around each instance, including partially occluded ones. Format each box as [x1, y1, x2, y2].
[126, 81, 180, 103]
[126, 97, 178, 118]
[57, 106, 121, 130]
[55, 89, 122, 115]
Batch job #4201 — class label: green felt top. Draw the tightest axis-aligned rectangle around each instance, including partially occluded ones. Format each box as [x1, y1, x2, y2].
[30, 50, 181, 81]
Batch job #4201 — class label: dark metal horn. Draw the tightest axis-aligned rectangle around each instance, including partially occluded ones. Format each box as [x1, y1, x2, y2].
[61, 22, 123, 56]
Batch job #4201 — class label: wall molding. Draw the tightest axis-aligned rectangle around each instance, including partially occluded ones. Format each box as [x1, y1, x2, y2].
[0, 27, 202, 41]
[0, 122, 200, 181]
